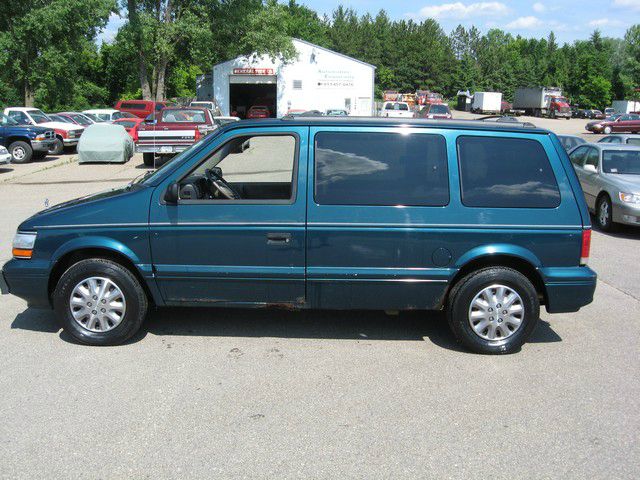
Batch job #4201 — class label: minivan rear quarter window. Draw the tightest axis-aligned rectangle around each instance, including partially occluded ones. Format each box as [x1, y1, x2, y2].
[314, 131, 449, 206]
[457, 136, 560, 208]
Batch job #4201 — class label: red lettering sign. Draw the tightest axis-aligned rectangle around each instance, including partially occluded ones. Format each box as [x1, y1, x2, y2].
[232, 68, 274, 75]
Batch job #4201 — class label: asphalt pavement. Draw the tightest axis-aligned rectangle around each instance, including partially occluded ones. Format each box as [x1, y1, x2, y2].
[0, 119, 638, 479]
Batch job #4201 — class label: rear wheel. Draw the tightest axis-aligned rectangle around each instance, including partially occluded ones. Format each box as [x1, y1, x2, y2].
[8, 141, 33, 163]
[49, 137, 64, 155]
[143, 152, 155, 166]
[603, 126, 612, 134]
[447, 267, 539, 354]
[53, 258, 148, 345]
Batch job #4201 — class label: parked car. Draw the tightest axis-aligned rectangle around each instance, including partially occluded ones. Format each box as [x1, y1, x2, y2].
[570, 105, 583, 118]
[416, 103, 452, 119]
[246, 105, 271, 119]
[604, 108, 616, 117]
[113, 117, 146, 142]
[479, 115, 536, 128]
[598, 134, 640, 146]
[3, 107, 83, 155]
[56, 112, 96, 126]
[585, 113, 640, 134]
[77, 123, 134, 164]
[0, 145, 11, 165]
[136, 107, 217, 166]
[568, 143, 640, 231]
[114, 100, 175, 119]
[82, 109, 135, 123]
[381, 101, 412, 118]
[298, 110, 324, 117]
[213, 116, 240, 127]
[0, 117, 596, 354]
[189, 101, 222, 116]
[0, 112, 56, 163]
[583, 109, 605, 120]
[326, 109, 349, 116]
[285, 109, 306, 117]
[557, 134, 587, 152]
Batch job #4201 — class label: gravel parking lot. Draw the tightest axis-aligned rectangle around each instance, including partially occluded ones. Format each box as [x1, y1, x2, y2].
[0, 117, 638, 479]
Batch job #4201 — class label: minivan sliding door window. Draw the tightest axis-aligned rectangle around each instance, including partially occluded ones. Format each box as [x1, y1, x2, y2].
[314, 131, 449, 206]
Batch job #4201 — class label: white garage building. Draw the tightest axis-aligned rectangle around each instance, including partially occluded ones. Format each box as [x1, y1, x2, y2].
[207, 38, 375, 118]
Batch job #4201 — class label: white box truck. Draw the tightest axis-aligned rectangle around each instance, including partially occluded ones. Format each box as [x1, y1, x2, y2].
[472, 92, 502, 114]
[513, 87, 571, 119]
[612, 100, 640, 114]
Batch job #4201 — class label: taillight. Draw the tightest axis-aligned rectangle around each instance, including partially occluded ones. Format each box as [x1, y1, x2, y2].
[580, 229, 591, 265]
[194, 128, 201, 141]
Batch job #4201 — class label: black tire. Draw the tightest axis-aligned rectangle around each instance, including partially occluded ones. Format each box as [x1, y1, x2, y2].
[446, 267, 540, 354]
[143, 152, 155, 166]
[596, 195, 616, 232]
[53, 258, 148, 345]
[49, 137, 64, 155]
[8, 141, 33, 163]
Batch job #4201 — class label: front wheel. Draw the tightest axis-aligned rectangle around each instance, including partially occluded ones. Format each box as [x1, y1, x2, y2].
[603, 126, 612, 134]
[596, 195, 616, 232]
[8, 141, 33, 163]
[53, 258, 148, 345]
[447, 267, 540, 354]
[49, 138, 64, 155]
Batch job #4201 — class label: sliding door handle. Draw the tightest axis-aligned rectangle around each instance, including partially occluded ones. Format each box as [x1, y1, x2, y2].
[267, 233, 292, 245]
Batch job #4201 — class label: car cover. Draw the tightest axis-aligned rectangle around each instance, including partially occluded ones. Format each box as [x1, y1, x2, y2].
[77, 123, 134, 164]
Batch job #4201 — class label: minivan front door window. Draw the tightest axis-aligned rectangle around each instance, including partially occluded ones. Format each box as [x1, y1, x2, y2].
[180, 135, 296, 202]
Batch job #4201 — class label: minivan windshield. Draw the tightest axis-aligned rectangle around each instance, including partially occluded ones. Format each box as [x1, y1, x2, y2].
[602, 150, 640, 175]
[135, 137, 209, 186]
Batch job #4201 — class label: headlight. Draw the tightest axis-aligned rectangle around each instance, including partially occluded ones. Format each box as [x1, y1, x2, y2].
[619, 192, 640, 204]
[0, 146, 8, 154]
[34, 133, 46, 141]
[12, 232, 37, 259]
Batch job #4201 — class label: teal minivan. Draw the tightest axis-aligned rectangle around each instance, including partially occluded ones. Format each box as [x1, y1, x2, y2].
[0, 118, 597, 354]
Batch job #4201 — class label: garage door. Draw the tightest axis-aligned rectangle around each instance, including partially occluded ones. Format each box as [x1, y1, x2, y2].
[229, 75, 277, 85]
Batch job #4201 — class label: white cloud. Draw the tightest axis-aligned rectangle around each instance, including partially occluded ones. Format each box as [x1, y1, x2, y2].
[532, 2, 546, 13]
[415, 2, 509, 20]
[613, 0, 640, 11]
[505, 16, 543, 30]
[97, 13, 125, 44]
[588, 18, 626, 28]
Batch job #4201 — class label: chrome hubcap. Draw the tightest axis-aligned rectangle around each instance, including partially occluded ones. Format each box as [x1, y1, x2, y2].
[13, 147, 25, 160]
[599, 201, 609, 226]
[468, 284, 524, 341]
[69, 277, 126, 332]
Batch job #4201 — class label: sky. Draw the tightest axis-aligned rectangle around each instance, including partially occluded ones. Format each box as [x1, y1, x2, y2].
[97, 0, 640, 45]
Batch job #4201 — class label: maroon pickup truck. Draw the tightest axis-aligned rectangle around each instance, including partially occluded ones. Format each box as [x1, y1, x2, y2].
[136, 107, 217, 166]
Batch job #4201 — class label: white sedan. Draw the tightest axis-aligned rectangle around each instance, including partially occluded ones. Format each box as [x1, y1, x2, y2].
[0, 145, 11, 165]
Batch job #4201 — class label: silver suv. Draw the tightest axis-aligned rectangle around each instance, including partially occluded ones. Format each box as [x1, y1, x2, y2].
[569, 144, 640, 231]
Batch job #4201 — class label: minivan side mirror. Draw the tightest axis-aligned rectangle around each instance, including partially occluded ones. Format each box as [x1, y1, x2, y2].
[583, 164, 597, 173]
[164, 182, 179, 204]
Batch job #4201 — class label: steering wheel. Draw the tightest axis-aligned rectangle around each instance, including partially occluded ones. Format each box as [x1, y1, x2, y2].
[205, 168, 240, 200]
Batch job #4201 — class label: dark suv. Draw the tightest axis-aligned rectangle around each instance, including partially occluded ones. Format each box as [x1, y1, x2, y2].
[0, 113, 55, 163]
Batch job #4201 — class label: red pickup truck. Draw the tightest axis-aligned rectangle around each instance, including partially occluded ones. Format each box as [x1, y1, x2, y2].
[136, 107, 217, 166]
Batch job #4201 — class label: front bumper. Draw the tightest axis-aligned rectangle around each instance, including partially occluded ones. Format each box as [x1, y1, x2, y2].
[613, 200, 640, 226]
[63, 138, 79, 146]
[540, 266, 597, 313]
[31, 140, 55, 152]
[1, 259, 51, 308]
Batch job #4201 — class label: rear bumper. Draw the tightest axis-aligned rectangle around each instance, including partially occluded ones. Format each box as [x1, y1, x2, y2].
[1, 259, 51, 308]
[136, 145, 190, 154]
[540, 266, 597, 313]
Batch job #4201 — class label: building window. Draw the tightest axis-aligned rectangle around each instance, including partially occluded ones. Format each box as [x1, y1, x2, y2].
[314, 131, 449, 206]
[293, 80, 302, 90]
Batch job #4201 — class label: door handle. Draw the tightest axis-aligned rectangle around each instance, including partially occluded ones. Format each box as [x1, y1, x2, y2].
[267, 233, 291, 245]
